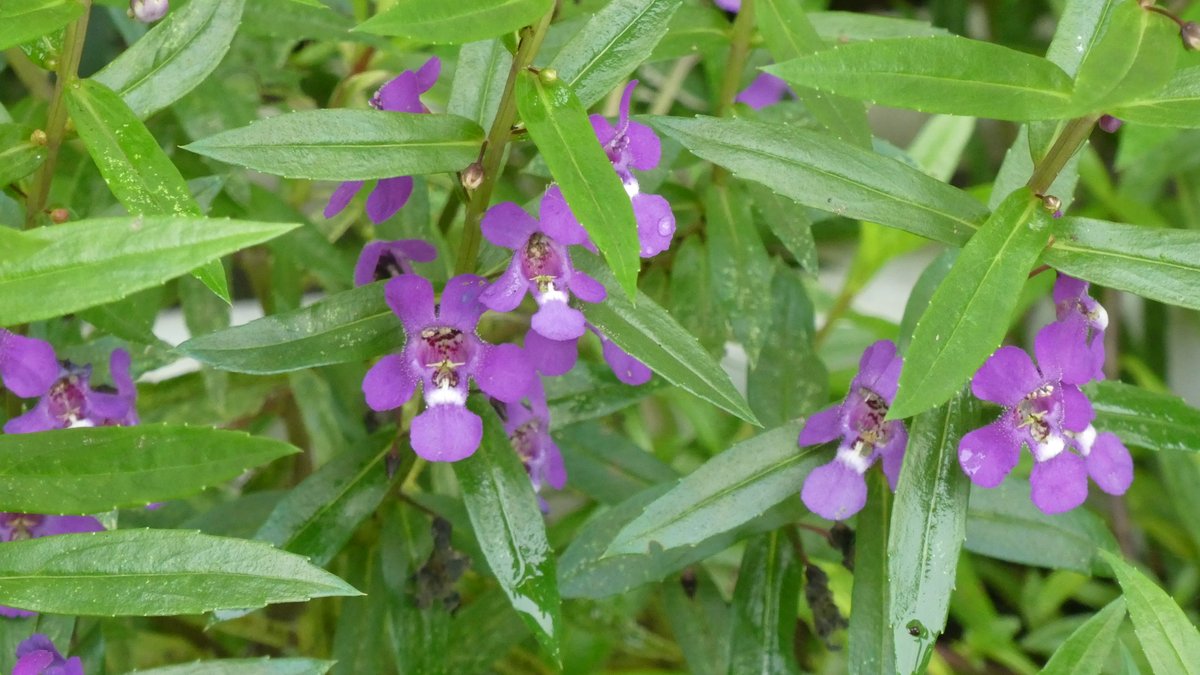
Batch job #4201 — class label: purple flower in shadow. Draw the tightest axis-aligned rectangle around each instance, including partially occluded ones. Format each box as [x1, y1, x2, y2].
[959, 320, 1132, 514]
[324, 57, 441, 225]
[3, 346, 138, 434]
[13, 633, 84, 675]
[353, 239, 438, 286]
[736, 73, 793, 109]
[1053, 274, 1107, 381]
[799, 340, 906, 521]
[362, 274, 535, 461]
[524, 324, 651, 386]
[1, 515, 104, 618]
[502, 382, 566, 512]
[480, 196, 607, 341]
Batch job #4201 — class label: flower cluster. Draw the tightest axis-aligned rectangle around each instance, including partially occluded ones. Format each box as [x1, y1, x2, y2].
[12, 634, 82, 675]
[960, 275, 1131, 514]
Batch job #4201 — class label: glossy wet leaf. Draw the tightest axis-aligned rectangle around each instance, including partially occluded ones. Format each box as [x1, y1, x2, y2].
[0, 425, 296, 514]
[0, 529, 359, 616]
[728, 531, 801, 675]
[128, 659, 335, 675]
[747, 267, 827, 428]
[556, 422, 677, 505]
[0, 123, 46, 188]
[448, 40, 512, 131]
[516, 71, 639, 297]
[354, 0, 553, 44]
[0, 0, 84, 51]
[1041, 598, 1127, 675]
[706, 183, 773, 364]
[661, 567, 730, 675]
[890, 189, 1050, 419]
[848, 471, 893, 674]
[1086, 380, 1200, 453]
[1101, 550, 1200, 675]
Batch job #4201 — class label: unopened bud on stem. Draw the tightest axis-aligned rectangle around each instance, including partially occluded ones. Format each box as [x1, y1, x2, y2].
[129, 0, 169, 23]
[461, 162, 484, 191]
[1182, 22, 1200, 50]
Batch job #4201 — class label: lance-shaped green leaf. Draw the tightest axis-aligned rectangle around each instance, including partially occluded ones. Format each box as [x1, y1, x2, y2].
[1041, 598, 1127, 675]
[93, 0, 246, 119]
[1086, 380, 1200, 453]
[0, 529, 360, 616]
[66, 78, 229, 303]
[550, 0, 684, 109]
[517, 71, 639, 297]
[661, 567, 731, 675]
[556, 422, 677, 505]
[807, 11, 949, 41]
[605, 422, 814, 555]
[888, 390, 973, 673]
[766, 36, 1076, 121]
[890, 189, 1050, 419]
[757, 0, 871, 147]
[848, 471, 894, 674]
[0, 123, 46, 188]
[647, 116, 987, 246]
[177, 282, 402, 374]
[1100, 550, 1200, 675]
[255, 433, 397, 567]
[0, 216, 297, 326]
[354, 0, 553, 44]
[0, 425, 296, 514]
[1112, 66, 1200, 128]
[448, 40, 512, 131]
[0, 0, 83, 51]
[574, 252, 758, 425]
[706, 183, 774, 364]
[1068, 1, 1178, 113]
[1046, 216, 1200, 311]
[747, 266, 827, 428]
[453, 399, 562, 663]
[728, 531, 802, 675]
[184, 110, 483, 180]
[124, 658, 335, 675]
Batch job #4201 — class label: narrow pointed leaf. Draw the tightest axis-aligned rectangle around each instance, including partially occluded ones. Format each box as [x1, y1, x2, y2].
[1086, 380, 1200, 453]
[1112, 66, 1200, 128]
[0, 529, 360, 616]
[1069, 2, 1178, 113]
[354, 0, 553, 44]
[124, 658, 335, 675]
[728, 532, 802, 675]
[1041, 598, 1127, 675]
[0, 123, 47, 188]
[661, 567, 731, 675]
[706, 184, 773, 364]
[517, 71, 639, 297]
[848, 472, 893, 674]
[0, 0, 84, 51]
[890, 189, 1050, 419]
[448, 40, 512, 130]
[184, 111, 484, 180]
[1101, 550, 1200, 675]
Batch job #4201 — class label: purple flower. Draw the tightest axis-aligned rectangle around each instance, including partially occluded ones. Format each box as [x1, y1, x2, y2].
[0, 330, 59, 399]
[4, 348, 138, 434]
[736, 73, 793, 109]
[353, 239, 437, 286]
[799, 340, 906, 521]
[959, 320, 1132, 514]
[129, 0, 168, 22]
[1053, 274, 1107, 381]
[502, 383, 566, 511]
[480, 196, 607, 341]
[1098, 115, 1124, 133]
[524, 324, 652, 385]
[362, 274, 535, 461]
[324, 57, 441, 225]
[13, 634, 83, 675]
[1, 515, 104, 618]
[714, 0, 741, 10]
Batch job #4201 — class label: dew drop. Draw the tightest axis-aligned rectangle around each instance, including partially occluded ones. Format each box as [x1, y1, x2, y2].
[656, 218, 672, 237]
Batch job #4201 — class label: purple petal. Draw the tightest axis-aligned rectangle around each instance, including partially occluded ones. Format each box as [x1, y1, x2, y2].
[476, 343, 535, 403]
[353, 241, 389, 286]
[625, 120, 662, 172]
[879, 423, 908, 490]
[798, 404, 844, 447]
[375, 57, 441, 113]
[13, 650, 55, 675]
[1087, 432, 1133, 495]
[531, 300, 586, 341]
[0, 331, 59, 398]
[1034, 318, 1093, 386]
[971, 346, 1041, 407]
[801, 458, 869, 521]
[633, 192, 675, 258]
[480, 259, 528, 313]
[539, 186, 593, 247]
[566, 271, 606, 304]
[714, 0, 741, 11]
[323, 181, 363, 219]
[365, 176, 414, 224]
[110, 348, 135, 398]
[1053, 274, 1089, 306]
[437, 275, 489, 331]
[14, 635, 56, 660]
[525, 330, 578, 376]
[415, 56, 441, 92]
[32, 515, 104, 537]
[1098, 115, 1124, 133]
[589, 115, 619, 149]
[396, 240, 437, 263]
[384, 274, 436, 329]
[1030, 452, 1089, 514]
[1060, 385, 1095, 433]
[354, 239, 437, 286]
[4, 399, 58, 434]
[0, 606, 36, 619]
[853, 340, 904, 403]
[617, 80, 638, 128]
[601, 337, 651, 385]
[736, 72, 790, 110]
[1090, 338, 1106, 381]
[362, 353, 417, 411]
[542, 438, 567, 490]
[958, 419, 1021, 488]
[64, 656, 85, 675]
[481, 202, 539, 249]
[411, 405, 482, 461]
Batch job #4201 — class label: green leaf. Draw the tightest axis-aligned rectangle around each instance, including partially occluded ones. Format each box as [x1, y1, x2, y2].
[448, 40, 512, 131]
[454, 399, 562, 663]
[1045, 216, 1200, 311]
[1041, 598, 1127, 675]
[556, 422, 677, 505]
[888, 390, 973, 673]
[545, 363, 668, 430]
[1069, 1, 1178, 113]
[605, 422, 814, 555]
[706, 183, 774, 364]
[965, 480, 1118, 574]
[93, 0, 246, 119]
[661, 567, 731, 675]
[0, 425, 296, 514]
[848, 471, 894, 674]
[807, 11, 949, 41]
[124, 658, 335, 675]
[574, 252, 759, 425]
[1101, 550, 1200, 675]
[1086, 380, 1200, 453]
[0, 529, 359, 616]
[745, 182, 817, 274]
[517, 71, 639, 297]
[766, 36, 1076, 121]
[549, 0, 684, 109]
[728, 531, 802, 675]
[255, 433, 397, 567]
[0, 216, 297, 326]
[0, 123, 46, 188]
[757, 0, 872, 147]
[177, 282, 401, 374]
[646, 115, 987, 246]
[1112, 65, 1200, 128]
[748, 267, 827, 428]
[0, 0, 83, 51]
[354, 0, 553, 44]
[890, 188, 1050, 419]
[184, 110, 484, 180]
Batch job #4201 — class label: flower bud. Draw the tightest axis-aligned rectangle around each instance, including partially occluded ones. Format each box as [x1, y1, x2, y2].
[1041, 194, 1062, 216]
[50, 208, 70, 224]
[461, 161, 484, 191]
[538, 68, 559, 85]
[29, 129, 48, 146]
[1098, 115, 1124, 133]
[1182, 22, 1200, 51]
[129, 0, 169, 23]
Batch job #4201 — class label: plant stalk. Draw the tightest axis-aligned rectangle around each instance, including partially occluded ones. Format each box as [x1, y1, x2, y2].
[1026, 115, 1099, 197]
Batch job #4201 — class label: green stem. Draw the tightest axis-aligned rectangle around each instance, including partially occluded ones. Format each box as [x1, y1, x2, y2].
[712, 0, 755, 186]
[454, 10, 556, 275]
[649, 55, 700, 115]
[1026, 115, 1099, 197]
[24, 2, 92, 229]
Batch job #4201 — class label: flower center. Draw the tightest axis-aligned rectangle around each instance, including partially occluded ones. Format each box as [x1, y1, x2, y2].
[1016, 384, 1056, 442]
[511, 420, 541, 469]
[849, 389, 892, 450]
[373, 251, 407, 282]
[520, 233, 566, 295]
[418, 327, 470, 390]
[3, 514, 43, 540]
[48, 372, 88, 426]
